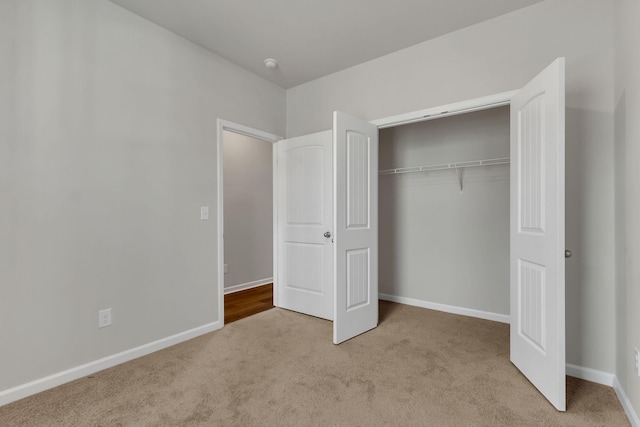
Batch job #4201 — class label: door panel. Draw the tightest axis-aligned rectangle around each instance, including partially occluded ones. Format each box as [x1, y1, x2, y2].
[333, 112, 379, 344]
[510, 58, 565, 411]
[276, 131, 333, 320]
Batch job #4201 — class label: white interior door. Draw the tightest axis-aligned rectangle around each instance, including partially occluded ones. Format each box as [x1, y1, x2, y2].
[333, 112, 379, 344]
[276, 131, 333, 320]
[510, 58, 566, 411]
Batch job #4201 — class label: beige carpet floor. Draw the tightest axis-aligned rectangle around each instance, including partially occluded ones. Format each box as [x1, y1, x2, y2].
[0, 301, 630, 426]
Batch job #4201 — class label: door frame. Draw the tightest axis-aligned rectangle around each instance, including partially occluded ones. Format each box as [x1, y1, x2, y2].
[371, 90, 518, 321]
[371, 90, 518, 129]
[216, 119, 283, 324]
[372, 90, 519, 324]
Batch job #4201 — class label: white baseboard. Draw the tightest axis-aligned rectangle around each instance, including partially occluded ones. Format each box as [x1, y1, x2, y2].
[566, 363, 614, 386]
[0, 320, 222, 407]
[224, 277, 273, 295]
[379, 293, 510, 324]
[567, 366, 639, 427]
[613, 376, 640, 427]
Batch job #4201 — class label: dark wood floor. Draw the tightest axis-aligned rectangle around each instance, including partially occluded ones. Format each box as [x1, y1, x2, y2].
[224, 283, 274, 324]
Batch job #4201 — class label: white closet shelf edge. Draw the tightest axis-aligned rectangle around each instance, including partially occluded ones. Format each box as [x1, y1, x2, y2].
[379, 157, 510, 176]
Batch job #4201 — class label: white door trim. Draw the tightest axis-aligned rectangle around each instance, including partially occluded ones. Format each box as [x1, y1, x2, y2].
[216, 119, 283, 324]
[371, 90, 518, 129]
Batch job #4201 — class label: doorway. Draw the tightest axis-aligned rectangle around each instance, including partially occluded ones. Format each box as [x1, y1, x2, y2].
[378, 106, 510, 322]
[216, 120, 282, 324]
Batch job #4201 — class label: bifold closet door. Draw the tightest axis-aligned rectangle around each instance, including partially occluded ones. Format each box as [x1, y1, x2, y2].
[275, 131, 333, 320]
[510, 58, 566, 411]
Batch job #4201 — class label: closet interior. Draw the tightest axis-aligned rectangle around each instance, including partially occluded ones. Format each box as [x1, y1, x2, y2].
[378, 106, 511, 319]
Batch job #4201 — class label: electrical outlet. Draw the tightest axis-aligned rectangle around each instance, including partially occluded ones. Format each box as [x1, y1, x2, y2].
[635, 347, 640, 377]
[200, 206, 209, 220]
[99, 308, 112, 328]
[224, 264, 228, 274]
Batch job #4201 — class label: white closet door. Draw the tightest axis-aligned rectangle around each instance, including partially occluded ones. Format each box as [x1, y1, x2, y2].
[510, 58, 566, 411]
[333, 112, 379, 344]
[276, 131, 333, 320]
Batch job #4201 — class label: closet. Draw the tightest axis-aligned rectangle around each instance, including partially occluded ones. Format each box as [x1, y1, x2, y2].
[274, 58, 566, 411]
[378, 107, 511, 320]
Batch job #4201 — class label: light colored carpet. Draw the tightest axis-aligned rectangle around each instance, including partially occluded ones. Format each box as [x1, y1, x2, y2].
[0, 301, 630, 426]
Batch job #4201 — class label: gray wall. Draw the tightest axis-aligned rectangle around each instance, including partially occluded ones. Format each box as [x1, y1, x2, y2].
[0, 0, 285, 392]
[223, 131, 273, 289]
[286, 0, 616, 374]
[286, 0, 614, 137]
[379, 107, 509, 315]
[2, 0, 634, 417]
[614, 0, 640, 419]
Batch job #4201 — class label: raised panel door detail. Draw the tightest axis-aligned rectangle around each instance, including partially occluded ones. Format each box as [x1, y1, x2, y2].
[346, 131, 370, 229]
[346, 248, 369, 310]
[518, 94, 545, 234]
[286, 146, 324, 225]
[510, 58, 565, 411]
[333, 111, 378, 344]
[277, 131, 333, 321]
[285, 242, 324, 294]
[518, 259, 546, 353]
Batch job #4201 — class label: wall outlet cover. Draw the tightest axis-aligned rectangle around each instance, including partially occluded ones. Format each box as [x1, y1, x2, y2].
[99, 308, 112, 328]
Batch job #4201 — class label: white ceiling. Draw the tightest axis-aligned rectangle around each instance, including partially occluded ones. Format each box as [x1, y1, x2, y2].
[110, 0, 543, 89]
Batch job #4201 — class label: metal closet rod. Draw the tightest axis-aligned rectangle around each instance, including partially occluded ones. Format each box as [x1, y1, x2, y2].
[378, 157, 510, 176]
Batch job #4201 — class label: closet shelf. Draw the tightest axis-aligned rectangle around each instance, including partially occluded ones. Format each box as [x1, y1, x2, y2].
[378, 157, 510, 176]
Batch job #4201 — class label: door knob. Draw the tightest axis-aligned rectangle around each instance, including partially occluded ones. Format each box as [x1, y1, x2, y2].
[324, 231, 332, 238]
[565, 249, 572, 259]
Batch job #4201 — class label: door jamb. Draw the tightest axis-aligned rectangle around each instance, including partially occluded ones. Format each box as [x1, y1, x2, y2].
[371, 90, 518, 129]
[216, 119, 283, 325]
